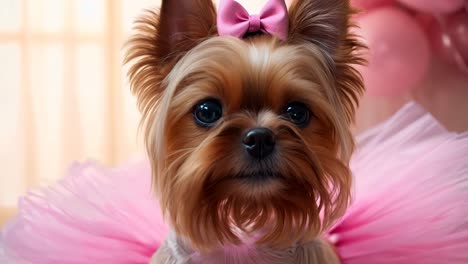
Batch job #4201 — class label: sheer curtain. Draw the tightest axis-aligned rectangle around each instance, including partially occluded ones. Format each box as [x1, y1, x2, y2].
[0, 0, 157, 223]
[0, 0, 272, 226]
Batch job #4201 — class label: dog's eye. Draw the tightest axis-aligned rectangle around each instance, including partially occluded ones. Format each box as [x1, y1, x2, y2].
[193, 99, 223, 127]
[283, 102, 310, 127]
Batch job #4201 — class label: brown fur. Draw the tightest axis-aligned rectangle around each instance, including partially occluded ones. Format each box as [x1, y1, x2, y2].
[125, 0, 364, 262]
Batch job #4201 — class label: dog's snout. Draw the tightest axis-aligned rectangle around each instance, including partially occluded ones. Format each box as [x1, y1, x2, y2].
[242, 128, 275, 160]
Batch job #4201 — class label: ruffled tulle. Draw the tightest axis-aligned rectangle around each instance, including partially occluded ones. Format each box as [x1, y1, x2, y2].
[1, 102, 467, 263]
[0, 159, 169, 264]
[329, 103, 468, 263]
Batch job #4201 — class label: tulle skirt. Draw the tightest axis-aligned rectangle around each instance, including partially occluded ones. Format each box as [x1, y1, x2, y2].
[0, 160, 169, 264]
[328, 102, 468, 263]
[1, 102, 467, 263]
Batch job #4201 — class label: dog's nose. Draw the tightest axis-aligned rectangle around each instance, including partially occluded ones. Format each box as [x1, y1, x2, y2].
[243, 128, 275, 160]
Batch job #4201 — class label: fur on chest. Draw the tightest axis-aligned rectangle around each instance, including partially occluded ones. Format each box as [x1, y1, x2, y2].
[151, 232, 340, 264]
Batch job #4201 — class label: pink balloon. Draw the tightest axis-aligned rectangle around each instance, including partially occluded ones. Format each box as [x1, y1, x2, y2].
[351, 0, 396, 11]
[429, 12, 468, 73]
[397, 0, 465, 14]
[447, 12, 468, 66]
[356, 7, 430, 97]
[413, 13, 435, 31]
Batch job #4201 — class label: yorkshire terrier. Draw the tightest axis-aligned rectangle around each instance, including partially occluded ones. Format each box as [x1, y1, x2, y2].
[125, 0, 364, 263]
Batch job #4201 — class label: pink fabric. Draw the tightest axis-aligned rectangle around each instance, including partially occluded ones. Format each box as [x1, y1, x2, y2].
[217, 0, 289, 40]
[0, 159, 169, 264]
[327, 103, 468, 263]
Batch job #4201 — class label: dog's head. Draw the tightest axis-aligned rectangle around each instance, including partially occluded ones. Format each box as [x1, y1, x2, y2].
[126, 0, 364, 251]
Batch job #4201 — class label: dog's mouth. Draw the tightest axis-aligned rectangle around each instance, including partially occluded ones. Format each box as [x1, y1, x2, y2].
[236, 171, 283, 182]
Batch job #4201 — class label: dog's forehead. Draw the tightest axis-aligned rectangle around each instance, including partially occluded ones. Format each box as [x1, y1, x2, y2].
[239, 42, 294, 108]
[174, 37, 322, 111]
[239, 41, 321, 110]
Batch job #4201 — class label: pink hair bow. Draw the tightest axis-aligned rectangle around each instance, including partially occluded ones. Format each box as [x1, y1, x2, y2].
[217, 0, 289, 40]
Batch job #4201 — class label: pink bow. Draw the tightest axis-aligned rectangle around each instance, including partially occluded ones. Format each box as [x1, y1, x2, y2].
[217, 0, 289, 40]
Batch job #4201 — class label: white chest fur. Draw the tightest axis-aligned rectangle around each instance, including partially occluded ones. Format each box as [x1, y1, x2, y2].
[150, 232, 340, 264]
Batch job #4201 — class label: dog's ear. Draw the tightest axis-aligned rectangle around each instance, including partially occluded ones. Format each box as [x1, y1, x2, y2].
[288, 0, 351, 56]
[157, 0, 217, 65]
[127, 0, 217, 68]
[125, 0, 217, 112]
[288, 0, 365, 124]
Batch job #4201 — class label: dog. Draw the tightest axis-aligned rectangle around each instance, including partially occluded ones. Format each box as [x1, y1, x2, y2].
[125, 0, 364, 262]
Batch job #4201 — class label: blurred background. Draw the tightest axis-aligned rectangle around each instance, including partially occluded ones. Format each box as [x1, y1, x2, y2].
[0, 0, 159, 225]
[0, 0, 467, 227]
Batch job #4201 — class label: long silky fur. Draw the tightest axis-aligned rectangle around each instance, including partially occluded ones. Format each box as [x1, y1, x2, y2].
[125, 0, 365, 262]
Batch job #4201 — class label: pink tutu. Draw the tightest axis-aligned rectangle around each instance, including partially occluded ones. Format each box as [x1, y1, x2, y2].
[328, 103, 468, 263]
[1, 102, 467, 263]
[0, 160, 169, 264]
